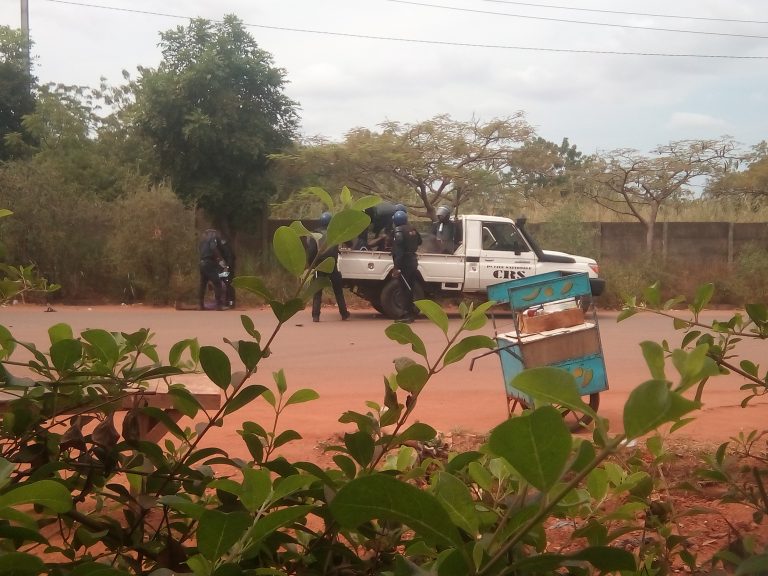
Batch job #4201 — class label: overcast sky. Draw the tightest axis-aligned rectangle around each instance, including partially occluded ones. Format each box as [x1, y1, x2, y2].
[2, 0, 767, 154]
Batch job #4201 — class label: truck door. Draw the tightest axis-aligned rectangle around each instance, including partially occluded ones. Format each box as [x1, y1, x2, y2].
[478, 220, 536, 290]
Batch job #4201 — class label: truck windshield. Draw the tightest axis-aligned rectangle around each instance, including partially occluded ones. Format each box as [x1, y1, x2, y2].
[481, 221, 531, 253]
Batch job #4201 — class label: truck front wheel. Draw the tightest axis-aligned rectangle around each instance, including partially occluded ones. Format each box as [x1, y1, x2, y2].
[380, 277, 424, 319]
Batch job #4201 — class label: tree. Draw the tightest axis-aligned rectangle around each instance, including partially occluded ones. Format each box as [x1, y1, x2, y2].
[129, 15, 299, 234]
[273, 114, 535, 219]
[705, 141, 768, 210]
[0, 25, 36, 161]
[583, 139, 740, 252]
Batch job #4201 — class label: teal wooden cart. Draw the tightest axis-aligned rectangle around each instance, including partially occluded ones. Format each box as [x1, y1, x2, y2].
[485, 271, 608, 430]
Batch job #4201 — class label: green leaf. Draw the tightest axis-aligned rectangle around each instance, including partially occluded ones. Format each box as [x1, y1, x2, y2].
[0, 553, 45, 576]
[333, 454, 357, 478]
[745, 303, 768, 324]
[385, 322, 427, 357]
[415, 300, 449, 334]
[735, 553, 768, 575]
[464, 302, 494, 330]
[330, 474, 464, 548]
[269, 298, 305, 323]
[232, 276, 273, 300]
[273, 429, 302, 448]
[241, 506, 314, 559]
[82, 329, 120, 367]
[50, 339, 83, 373]
[642, 282, 661, 307]
[0, 324, 16, 358]
[489, 406, 572, 492]
[567, 546, 636, 571]
[352, 195, 381, 211]
[0, 480, 72, 513]
[157, 494, 205, 520]
[432, 471, 480, 536]
[273, 226, 307, 277]
[617, 307, 637, 322]
[240, 315, 261, 341]
[196, 510, 252, 561]
[691, 282, 715, 313]
[443, 335, 495, 366]
[303, 186, 334, 209]
[199, 346, 231, 389]
[236, 340, 262, 371]
[640, 340, 666, 380]
[240, 468, 272, 513]
[0, 209, 12, 218]
[167, 386, 202, 418]
[224, 385, 267, 416]
[326, 209, 370, 246]
[48, 323, 74, 344]
[315, 256, 335, 274]
[396, 423, 437, 444]
[169, 338, 199, 366]
[510, 367, 592, 416]
[68, 562, 127, 576]
[285, 388, 320, 406]
[344, 431, 375, 467]
[395, 362, 429, 394]
[623, 380, 699, 439]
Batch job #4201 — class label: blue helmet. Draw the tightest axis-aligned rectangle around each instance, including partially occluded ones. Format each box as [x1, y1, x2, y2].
[319, 211, 332, 227]
[393, 210, 408, 226]
[394, 203, 407, 213]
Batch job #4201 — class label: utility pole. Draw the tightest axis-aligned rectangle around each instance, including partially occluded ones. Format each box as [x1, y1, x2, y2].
[20, 0, 31, 90]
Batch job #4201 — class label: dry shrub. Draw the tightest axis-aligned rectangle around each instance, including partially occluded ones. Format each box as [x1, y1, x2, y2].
[107, 184, 197, 305]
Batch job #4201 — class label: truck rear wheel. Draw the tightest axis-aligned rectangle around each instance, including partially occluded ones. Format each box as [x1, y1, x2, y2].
[380, 277, 424, 319]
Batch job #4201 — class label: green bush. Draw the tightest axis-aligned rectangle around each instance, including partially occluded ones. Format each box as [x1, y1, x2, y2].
[106, 185, 198, 305]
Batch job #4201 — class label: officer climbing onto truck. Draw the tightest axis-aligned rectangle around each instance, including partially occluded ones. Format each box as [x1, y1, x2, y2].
[391, 210, 422, 323]
[309, 212, 351, 322]
[432, 205, 456, 254]
[356, 202, 397, 250]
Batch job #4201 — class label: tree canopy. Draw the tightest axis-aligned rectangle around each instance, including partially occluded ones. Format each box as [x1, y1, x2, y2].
[272, 114, 537, 219]
[583, 138, 740, 251]
[0, 25, 36, 161]
[129, 15, 300, 233]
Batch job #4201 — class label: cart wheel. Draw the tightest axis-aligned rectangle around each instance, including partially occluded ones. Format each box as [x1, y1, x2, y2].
[508, 393, 600, 432]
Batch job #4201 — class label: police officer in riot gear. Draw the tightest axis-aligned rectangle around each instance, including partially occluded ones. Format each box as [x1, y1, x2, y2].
[310, 212, 350, 322]
[218, 234, 236, 308]
[198, 229, 228, 311]
[391, 210, 422, 323]
[432, 205, 456, 254]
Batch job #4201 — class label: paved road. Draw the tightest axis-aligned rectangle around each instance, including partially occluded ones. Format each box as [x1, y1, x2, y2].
[2, 304, 765, 460]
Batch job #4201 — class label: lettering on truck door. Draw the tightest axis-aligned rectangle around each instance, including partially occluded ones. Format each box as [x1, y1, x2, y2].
[478, 220, 536, 290]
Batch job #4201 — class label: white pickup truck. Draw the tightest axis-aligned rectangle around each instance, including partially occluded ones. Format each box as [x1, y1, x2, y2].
[337, 214, 605, 319]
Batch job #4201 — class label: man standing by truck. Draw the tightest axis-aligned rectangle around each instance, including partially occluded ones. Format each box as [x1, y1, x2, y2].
[310, 212, 351, 322]
[391, 210, 422, 323]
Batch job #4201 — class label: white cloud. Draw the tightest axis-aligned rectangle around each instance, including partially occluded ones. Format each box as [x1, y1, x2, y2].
[667, 112, 729, 130]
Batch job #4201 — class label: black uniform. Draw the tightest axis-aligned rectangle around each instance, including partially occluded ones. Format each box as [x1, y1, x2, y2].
[431, 217, 456, 254]
[310, 228, 350, 322]
[392, 223, 422, 320]
[219, 236, 236, 308]
[355, 203, 396, 250]
[198, 229, 226, 310]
